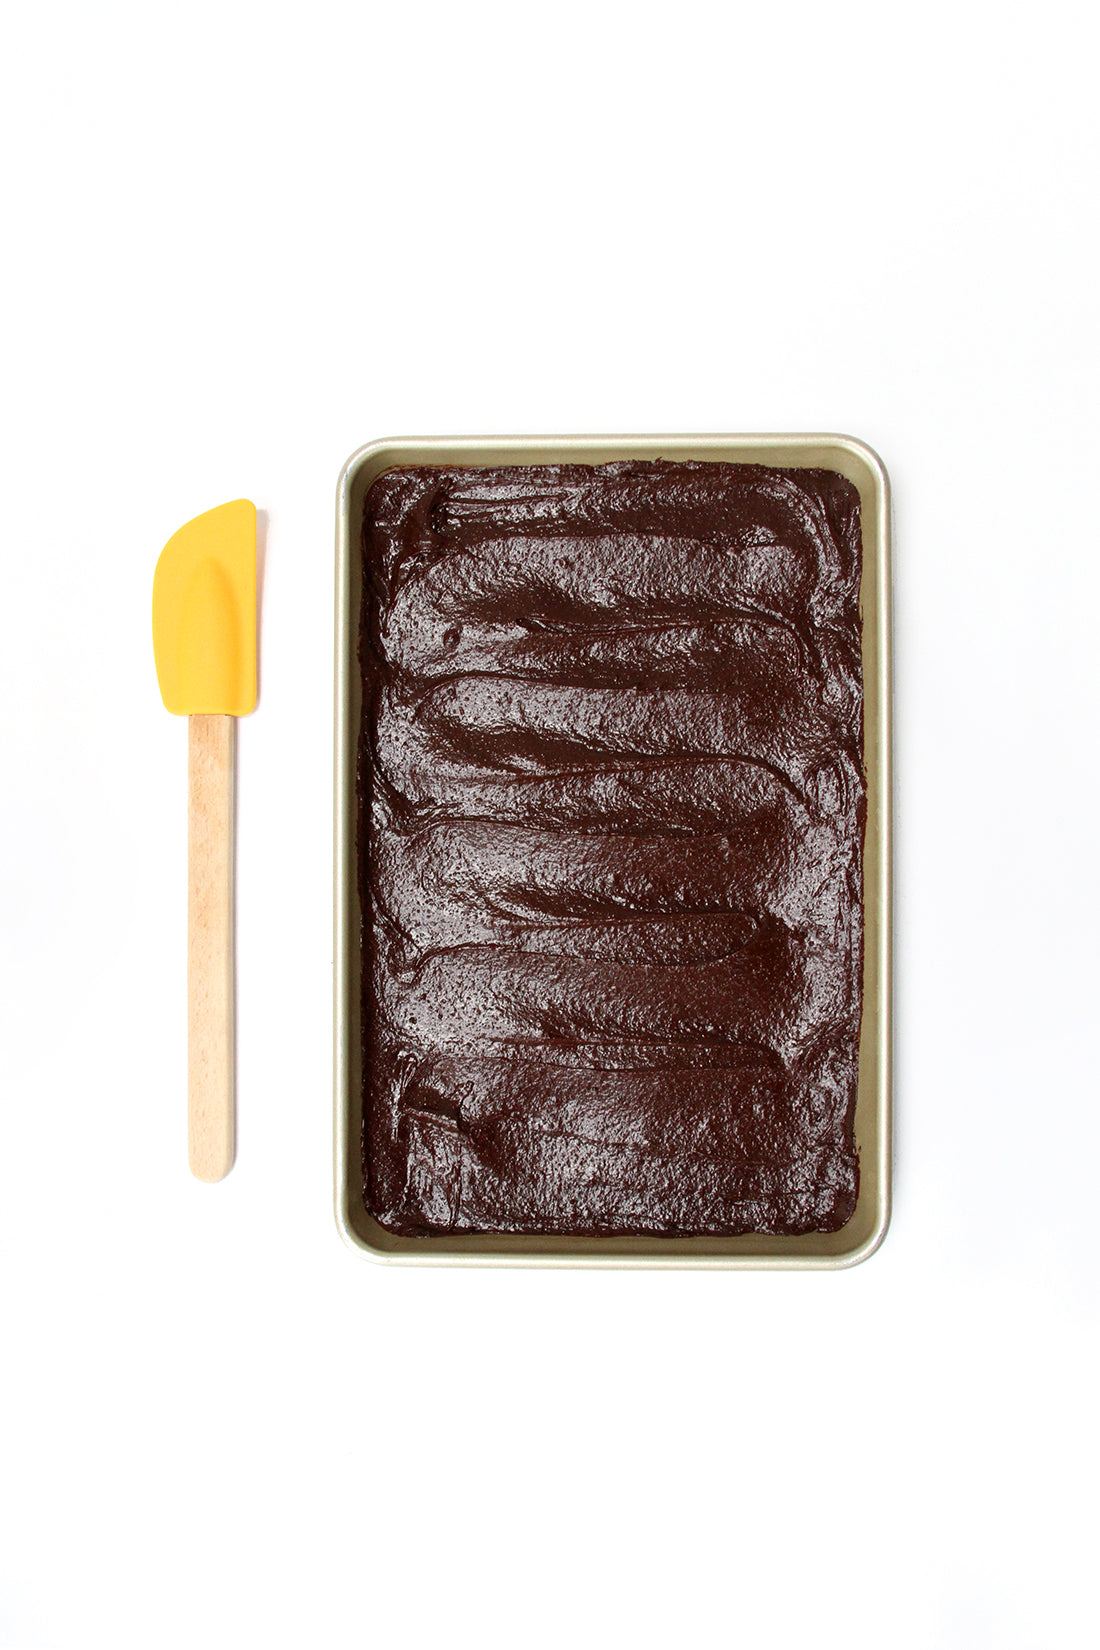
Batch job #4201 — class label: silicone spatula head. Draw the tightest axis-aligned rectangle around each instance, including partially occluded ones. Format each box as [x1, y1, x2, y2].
[152, 500, 257, 715]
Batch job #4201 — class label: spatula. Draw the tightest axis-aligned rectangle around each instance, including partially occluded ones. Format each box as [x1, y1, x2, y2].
[152, 500, 257, 1182]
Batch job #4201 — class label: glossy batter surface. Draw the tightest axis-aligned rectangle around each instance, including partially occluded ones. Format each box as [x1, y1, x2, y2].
[358, 460, 865, 1236]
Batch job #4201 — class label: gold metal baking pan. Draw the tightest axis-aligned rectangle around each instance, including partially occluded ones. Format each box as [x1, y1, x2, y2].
[335, 435, 891, 1267]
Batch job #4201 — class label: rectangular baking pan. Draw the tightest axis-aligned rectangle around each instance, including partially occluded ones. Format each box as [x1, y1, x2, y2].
[335, 435, 891, 1267]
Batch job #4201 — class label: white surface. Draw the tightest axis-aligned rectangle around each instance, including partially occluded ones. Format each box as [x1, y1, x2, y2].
[1, 1, 1097, 1645]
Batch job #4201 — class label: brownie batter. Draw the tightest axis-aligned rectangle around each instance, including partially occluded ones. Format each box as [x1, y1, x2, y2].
[358, 460, 866, 1236]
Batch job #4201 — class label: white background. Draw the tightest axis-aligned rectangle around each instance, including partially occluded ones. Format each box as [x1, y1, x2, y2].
[2, 1, 1097, 1646]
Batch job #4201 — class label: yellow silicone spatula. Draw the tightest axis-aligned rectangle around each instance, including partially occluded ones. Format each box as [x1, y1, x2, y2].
[152, 500, 256, 1182]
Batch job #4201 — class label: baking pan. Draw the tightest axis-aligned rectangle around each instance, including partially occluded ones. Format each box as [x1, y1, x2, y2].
[335, 435, 891, 1267]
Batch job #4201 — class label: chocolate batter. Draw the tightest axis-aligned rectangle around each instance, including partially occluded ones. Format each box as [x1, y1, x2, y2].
[358, 460, 865, 1236]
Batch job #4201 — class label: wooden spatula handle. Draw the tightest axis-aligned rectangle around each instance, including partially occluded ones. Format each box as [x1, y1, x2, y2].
[188, 714, 236, 1181]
